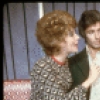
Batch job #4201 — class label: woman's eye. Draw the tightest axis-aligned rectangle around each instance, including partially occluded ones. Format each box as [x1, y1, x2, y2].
[68, 32, 74, 37]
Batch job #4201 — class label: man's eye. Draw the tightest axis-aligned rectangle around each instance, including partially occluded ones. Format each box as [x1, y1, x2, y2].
[98, 29, 100, 32]
[87, 31, 94, 34]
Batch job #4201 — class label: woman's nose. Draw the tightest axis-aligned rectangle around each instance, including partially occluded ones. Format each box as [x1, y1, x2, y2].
[75, 33, 80, 40]
[95, 31, 100, 39]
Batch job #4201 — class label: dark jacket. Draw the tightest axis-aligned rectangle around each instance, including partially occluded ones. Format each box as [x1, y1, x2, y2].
[68, 48, 90, 100]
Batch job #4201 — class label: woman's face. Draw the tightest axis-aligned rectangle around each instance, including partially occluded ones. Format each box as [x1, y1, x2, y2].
[63, 28, 80, 54]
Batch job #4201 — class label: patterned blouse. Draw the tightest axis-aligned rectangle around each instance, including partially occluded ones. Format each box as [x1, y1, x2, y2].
[30, 56, 87, 100]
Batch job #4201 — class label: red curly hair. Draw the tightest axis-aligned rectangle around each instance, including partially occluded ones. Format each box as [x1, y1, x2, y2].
[35, 10, 77, 56]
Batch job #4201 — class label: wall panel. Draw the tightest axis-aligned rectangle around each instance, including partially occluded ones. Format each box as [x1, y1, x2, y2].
[8, 3, 29, 79]
[3, 4, 14, 79]
[68, 3, 75, 17]
[3, 53, 7, 79]
[24, 3, 44, 72]
[96, 3, 100, 11]
[43, 3, 53, 14]
[87, 3, 95, 10]
[54, 2, 67, 11]
[74, 3, 86, 52]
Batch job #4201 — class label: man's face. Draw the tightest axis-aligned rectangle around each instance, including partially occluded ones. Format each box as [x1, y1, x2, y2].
[63, 28, 80, 53]
[85, 22, 100, 50]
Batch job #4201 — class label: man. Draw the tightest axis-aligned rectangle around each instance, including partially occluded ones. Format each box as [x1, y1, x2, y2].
[69, 10, 100, 100]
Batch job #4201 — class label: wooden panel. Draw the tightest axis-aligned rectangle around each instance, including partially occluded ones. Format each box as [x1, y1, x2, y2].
[24, 3, 44, 71]
[8, 3, 29, 79]
[43, 3, 53, 14]
[3, 4, 14, 79]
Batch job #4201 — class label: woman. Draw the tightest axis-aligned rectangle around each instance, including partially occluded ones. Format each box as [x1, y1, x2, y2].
[30, 10, 100, 100]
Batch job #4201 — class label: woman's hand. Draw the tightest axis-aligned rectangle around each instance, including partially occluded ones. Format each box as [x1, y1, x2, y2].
[88, 64, 100, 84]
[82, 64, 100, 89]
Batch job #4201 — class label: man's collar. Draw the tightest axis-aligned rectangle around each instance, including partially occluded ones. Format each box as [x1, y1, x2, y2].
[86, 44, 100, 55]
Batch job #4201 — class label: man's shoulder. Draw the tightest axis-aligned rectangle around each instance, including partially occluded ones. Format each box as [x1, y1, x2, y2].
[68, 48, 86, 64]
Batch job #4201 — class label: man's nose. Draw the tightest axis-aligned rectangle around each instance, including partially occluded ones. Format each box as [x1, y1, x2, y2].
[95, 31, 100, 39]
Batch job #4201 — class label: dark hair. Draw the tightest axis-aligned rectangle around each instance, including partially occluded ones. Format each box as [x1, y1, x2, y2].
[35, 10, 77, 56]
[78, 10, 100, 39]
